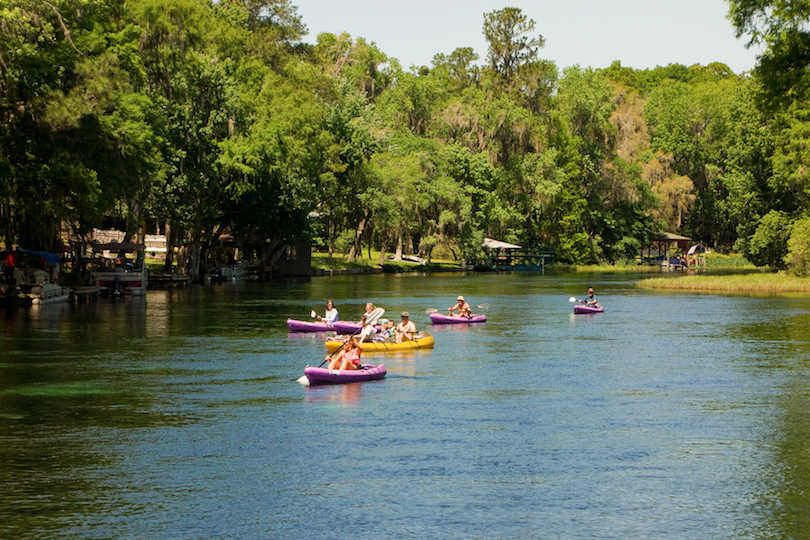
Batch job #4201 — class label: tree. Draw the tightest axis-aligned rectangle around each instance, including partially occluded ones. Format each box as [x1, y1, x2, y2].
[482, 7, 545, 84]
[728, 0, 810, 111]
[786, 215, 810, 276]
[744, 209, 794, 268]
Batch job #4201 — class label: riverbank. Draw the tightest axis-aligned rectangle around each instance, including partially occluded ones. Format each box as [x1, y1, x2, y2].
[637, 272, 810, 293]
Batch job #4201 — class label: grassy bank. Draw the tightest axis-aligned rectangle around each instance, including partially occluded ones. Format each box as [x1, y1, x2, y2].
[311, 251, 462, 272]
[637, 272, 810, 293]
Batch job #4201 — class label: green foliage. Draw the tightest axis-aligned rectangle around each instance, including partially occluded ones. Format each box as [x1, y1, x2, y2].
[786, 216, 810, 276]
[746, 210, 794, 269]
[2, 0, 806, 276]
[482, 7, 545, 83]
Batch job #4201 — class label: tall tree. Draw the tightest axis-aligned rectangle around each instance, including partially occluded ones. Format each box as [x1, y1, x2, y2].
[482, 7, 545, 84]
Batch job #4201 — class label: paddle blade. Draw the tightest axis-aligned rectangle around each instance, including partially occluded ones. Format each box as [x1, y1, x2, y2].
[366, 307, 385, 326]
[569, 297, 576, 302]
[297, 375, 310, 385]
[477, 304, 489, 309]
[310, 310, 317, 318]
[425, 309, 439, 314]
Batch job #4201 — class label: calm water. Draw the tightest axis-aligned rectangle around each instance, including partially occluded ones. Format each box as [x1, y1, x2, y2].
[2, 272, 810, 539]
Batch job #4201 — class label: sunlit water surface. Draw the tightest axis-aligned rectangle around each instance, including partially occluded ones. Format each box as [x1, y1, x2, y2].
[2, 272, 810, 539]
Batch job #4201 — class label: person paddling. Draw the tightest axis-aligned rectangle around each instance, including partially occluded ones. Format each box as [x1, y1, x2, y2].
[448, 295, 472, 318]
[326, 337, 362, 370]
[317, 299, 338, 324]
[395, 312, 417, 343]
[580, 288, 600, 308]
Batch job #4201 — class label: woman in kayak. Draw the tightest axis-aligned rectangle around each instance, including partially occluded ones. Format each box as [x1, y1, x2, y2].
[317, 299, 339, 324]
[448, 296, 472, 318]
[327, 337, 362, 370]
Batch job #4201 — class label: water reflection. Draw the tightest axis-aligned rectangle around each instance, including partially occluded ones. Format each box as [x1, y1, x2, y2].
[2, 275, 810, 539]
[304, 381, 367, 405]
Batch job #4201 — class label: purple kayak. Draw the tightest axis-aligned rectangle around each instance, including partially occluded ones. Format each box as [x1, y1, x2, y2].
[304, 364, 386, 385]
[287, 319, 335, 332]
[332, 321, 382, 334]
[429, 313, 487, 324]
[574, 305, 604, 314]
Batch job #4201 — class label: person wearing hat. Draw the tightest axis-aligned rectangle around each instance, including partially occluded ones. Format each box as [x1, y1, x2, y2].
[448, 295, 472, 318]
[395, 311, 417, 343]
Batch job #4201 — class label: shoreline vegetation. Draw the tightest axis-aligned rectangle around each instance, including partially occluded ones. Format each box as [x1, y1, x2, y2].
[637, 273, 810, 293]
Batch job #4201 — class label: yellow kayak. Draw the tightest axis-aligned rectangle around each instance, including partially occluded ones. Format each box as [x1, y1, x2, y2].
[325, 334, 435, 353]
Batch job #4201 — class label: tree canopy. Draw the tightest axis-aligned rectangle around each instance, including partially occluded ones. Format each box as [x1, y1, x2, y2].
[3, 2, 810, 275]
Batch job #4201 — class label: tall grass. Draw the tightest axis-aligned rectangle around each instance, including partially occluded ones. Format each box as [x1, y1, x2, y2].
[637, 273, 810, 292]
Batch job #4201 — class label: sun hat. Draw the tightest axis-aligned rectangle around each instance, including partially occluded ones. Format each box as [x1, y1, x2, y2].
[457, 295, 464, 301]
[401, 311, 409, 317]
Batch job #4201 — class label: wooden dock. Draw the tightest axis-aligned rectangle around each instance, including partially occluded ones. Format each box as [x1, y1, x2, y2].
[71, 286, 100, 303]
[149, 274, 191, 289]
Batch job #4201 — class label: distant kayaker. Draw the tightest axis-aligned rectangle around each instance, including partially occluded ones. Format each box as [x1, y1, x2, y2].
[448, 295, 472, 318]
[395, 312, 417, 343]
[317, 299, 338, 324]
[581, 288, 600, 308]
[326, 337, 362, 370]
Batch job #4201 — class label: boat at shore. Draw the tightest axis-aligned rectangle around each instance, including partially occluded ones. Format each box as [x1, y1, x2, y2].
[0, 250, 71, 306]
[206, 261, 246, 282]
[325, 334, 435, 353]
[92, 242, 148, 296]
[429, 313, 487, 324]
[303, 363, 387, 385]
[574, 305, 604, 314]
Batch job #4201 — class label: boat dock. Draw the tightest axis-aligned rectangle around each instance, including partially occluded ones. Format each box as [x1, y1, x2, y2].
[71, 286, 100, 303]
[149, 274, 191, 289]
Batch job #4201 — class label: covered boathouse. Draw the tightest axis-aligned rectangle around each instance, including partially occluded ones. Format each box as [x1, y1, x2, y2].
[476, 238, 555, 271]
[642, 232, 691, 269]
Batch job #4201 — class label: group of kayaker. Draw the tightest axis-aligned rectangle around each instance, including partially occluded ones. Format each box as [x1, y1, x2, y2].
[317, 300, 422, 371]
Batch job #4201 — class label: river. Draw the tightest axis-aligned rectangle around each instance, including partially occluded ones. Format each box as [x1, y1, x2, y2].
[1, 271, 810, 539]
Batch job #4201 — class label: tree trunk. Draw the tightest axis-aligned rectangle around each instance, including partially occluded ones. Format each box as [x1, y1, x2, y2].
[188, 235, 201, 282]
[347, 217, 366, 262]
[377, 235, 389, 264]
[393, 232, 403, 261]
[164, 222, 175, 273]
[327, 219, 335, 262]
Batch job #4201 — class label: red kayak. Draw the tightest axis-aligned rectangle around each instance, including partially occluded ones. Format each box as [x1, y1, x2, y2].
[303, 364, 386, 385]
[574, 305, 604, 314]
[429, 313, 487, 324]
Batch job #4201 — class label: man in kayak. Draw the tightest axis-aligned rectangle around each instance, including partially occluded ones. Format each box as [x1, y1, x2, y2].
[326, 337, 362, 370]
[395, 312, 417, 343]
[448, 295, 472, 318]
[581, 288, 600, 308]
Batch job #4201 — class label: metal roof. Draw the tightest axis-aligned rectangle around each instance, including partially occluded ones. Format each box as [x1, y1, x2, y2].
[482, 238, 521, 249]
